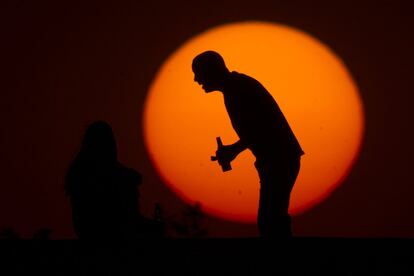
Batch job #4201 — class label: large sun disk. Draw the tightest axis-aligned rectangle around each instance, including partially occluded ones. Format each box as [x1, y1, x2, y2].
[143, 21, 364, 223]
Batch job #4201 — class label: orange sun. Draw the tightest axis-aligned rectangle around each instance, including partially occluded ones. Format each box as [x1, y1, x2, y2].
[143, 21, 364, 223]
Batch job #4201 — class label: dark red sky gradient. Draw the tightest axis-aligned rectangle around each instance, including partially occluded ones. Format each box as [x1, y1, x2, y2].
[1, 0, 413, 238]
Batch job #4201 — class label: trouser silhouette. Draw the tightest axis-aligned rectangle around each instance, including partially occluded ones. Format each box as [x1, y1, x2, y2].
[255, 157, 301, 238]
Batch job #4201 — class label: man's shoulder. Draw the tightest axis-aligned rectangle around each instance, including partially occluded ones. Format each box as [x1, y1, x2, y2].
[231, 71, 255, 81]
[230, 71, 263, 88]
[230, 71, 270, 97]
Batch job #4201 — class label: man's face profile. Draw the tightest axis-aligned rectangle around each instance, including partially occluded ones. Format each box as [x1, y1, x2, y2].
[193, 68, 216, 93]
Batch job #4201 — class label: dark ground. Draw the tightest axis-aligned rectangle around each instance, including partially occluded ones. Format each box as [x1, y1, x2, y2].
[1, 238, 412, 275]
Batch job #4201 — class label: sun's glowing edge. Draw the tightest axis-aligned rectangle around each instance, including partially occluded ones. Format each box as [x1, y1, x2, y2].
[142, 21, 365, 223]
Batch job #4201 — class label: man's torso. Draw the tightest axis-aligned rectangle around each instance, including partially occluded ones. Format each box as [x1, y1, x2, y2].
[223, 72, 304, 161]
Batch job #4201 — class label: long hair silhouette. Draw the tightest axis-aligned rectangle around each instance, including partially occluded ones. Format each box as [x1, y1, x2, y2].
[65, 121, 151, 239]
[65, 121, 117, 196]
[65, 121, 164, 239]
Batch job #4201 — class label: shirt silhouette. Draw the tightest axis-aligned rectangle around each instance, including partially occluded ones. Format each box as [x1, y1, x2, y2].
[192, 51, 304, 237]
[65, 121, 161, 239]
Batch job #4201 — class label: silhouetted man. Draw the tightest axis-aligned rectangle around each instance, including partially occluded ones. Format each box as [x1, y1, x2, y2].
[192, 51, 304, 237]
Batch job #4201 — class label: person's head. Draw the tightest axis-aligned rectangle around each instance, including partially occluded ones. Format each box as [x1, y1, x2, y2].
[65, 121, 118, 195]
[192, 51, 230, 92]
[79, 120, 117, 165]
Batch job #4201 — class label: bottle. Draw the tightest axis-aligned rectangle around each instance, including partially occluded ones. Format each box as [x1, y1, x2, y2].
[153, 202, 165, 237]
[211, 137, 232, 172]
[154, 202, 162, 222]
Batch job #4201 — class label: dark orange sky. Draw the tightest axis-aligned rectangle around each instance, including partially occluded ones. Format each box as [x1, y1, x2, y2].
[1, 0, 413, 238]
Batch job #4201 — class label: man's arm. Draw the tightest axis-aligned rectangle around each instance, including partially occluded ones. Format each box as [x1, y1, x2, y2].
[231, 139, 248, 154]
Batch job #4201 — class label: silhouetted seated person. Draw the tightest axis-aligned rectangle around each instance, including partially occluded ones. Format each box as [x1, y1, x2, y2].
[65, 121, 162, 240]
[192, 51, 304, 238]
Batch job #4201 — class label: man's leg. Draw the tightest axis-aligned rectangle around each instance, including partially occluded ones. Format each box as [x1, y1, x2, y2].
[256, 158, 300, 238]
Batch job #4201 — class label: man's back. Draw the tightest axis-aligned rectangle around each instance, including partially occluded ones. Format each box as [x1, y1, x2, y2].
[223, 71, 304, 161]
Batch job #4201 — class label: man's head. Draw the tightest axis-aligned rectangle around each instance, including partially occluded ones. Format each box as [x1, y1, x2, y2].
[192, 51, 230, 92]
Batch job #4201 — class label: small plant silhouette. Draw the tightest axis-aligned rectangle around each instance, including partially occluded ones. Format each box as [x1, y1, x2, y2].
[0, 228, 21, 240]
[169, 202, 208, 238]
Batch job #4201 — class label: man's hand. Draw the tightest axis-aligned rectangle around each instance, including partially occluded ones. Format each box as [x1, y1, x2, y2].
[216, 144, 239, 165]
[216, 140, 247, 164]
[211, 138, 247, 172]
